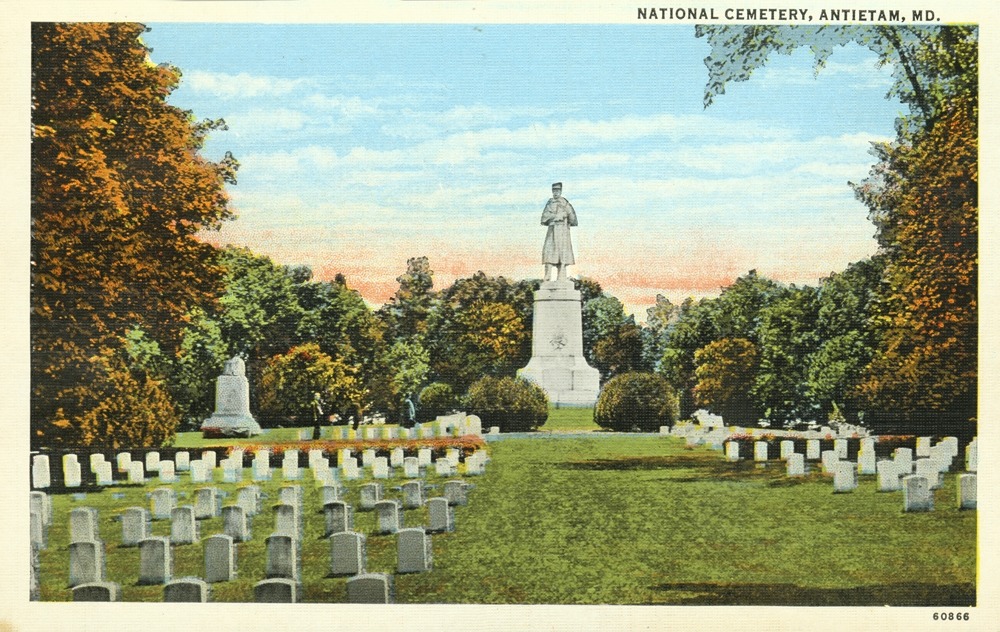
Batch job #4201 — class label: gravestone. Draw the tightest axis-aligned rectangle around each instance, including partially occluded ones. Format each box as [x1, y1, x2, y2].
[362, 449, 376, 468]
[465, 453, 485, 476]
[279, 485, 303, 510]
[252, 450, 272, 481]
[786, 453, 805, 477]
[427, 497, 455, 533]
[265, 534, 299, 580]
[70, 507, 100, 543]
[273, 503, 300, 538]
[121, 507, 151, 547]
[164, 578, 210, 602]
[373, 457, 390, 480]
[444, 480, 469, 506]
[833, 461, 858, 493]
[200, 355, 262, 437]
[359, 483, 383, 511]
[159, 460, 177, 484]
[221, 458, 242, 483]
[221, 505, 251, 542]
[144, 452, 160, 474]
[170, 506, 198, 545]
[965, 441, 977, 472]
[204, 534, 237, 583]
[364, 427, 379, 440]
[724, 442, 740, 462]
[403, 457, 420, 478]
[128, 462, 145, 485]
[753, 441, 768, 462]
[63, 456, 82, 488]
[30, 491, 52, 526]
[324, 501, 353, 537]
[435, 459, 455, 476]
[915, 436, 932, 457]
[375, 500, 402, 535]
[821, 450, 838, 475]
[893, 447, 914, 474]
[202, 450, 218, 471]
[876, 460, 902, 492]
[957, 473, 976, 510]
[833, 439, 848, 460]
[69, 540, 105, 587]
[308, 449, 324, 468]
[903, 475, 933, 512]
[417, 448, 432, 468]
[419, 425, 435, 440]
[95, 462, 114, 486]
[396, 528, 433, 573]
[254, 578, 299, 603]
[116, 452, 131, 473]
[320, 485, 341, 506]
[858, 449, 877, 476]
[189, 460, 209, 484]
[346, 573, 393, 604]
[401, 481, 424, 509]
[32, 455, 51, 489]
[329, 531, 367, 576]
[806, 440, 820, 460]
[780, 441, 794, 460]
[390, 448, 405, 468]
[138, 536, 172, 585]
[194, 488, 219, 520]
[150, 488, 177, 520]
[175, 451, 190, 472]
[915, 458, 943, 490]
[30, 510, 47, 550]
[72, 582, 121, 602]
[282, 450, 301, 481]
[466, 414, 483, 436]
[89, 453, 106, 473]
[237, 485, 262, 517]
[342, 457, 360, 481]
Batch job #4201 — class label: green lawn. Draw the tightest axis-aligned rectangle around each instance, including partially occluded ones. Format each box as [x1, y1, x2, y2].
[538, 406, 602, 432]
[37, 435, 975, 605]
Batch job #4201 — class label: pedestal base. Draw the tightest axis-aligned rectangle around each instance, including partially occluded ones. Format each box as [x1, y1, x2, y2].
[518, 357, 600, 407]
[200, 413, 262, 438]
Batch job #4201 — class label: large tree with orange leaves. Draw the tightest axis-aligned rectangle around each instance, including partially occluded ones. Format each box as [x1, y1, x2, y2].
[31, 23, 237, 447]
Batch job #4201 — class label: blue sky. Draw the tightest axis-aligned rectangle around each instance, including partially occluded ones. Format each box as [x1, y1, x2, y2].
[142, 23, 903, 317]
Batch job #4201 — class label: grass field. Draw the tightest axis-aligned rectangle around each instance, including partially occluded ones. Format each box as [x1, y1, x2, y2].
[37, 434, 975, 605]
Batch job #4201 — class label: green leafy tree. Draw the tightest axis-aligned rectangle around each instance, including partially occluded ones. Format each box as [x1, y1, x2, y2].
[693, 338, 760, 426]
[31, 23, 236, 447]
[417, 382, 460, 423]
[258, 343, 358, 426]
[464, 376, 548, 433]
[378, 256, 436, 342]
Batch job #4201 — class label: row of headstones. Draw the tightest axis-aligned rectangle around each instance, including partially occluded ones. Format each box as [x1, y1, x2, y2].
[665, 423, 855, 440]
[43, 480, 471, 603]
[721, 437, 977, 511]
[300, 415, 484, 442]
[32, 446, 491, 489]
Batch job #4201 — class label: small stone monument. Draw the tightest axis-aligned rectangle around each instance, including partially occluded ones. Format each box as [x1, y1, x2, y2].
[517, 182, 600, 406]
[200, 356, 262, 437]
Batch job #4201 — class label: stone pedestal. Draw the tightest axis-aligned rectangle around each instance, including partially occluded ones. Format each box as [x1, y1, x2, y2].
[518, 280, 600, 406]
[201, 357, 261, 437]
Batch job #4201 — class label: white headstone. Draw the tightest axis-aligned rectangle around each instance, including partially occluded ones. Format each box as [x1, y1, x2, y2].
[403, 457, 420, 478]
[254, 578, 299, 603]
[95, 462, 114, 486]
[72, 581, 121, 602]
[282, 451, 301, 481]
[957, 473, 976, 510]
[443, 480, 469, 506]
[427, 497, 454, 533]
[63, 459, 82, 488]
[342, 458, 360, 481]
[265, 534, 299, 580]
[324, 501, 353, 537]
[116, 452, 131, 473]
[965, 440, 977, 472]
[237, 486, 262, 517]
[857, 449, 877, 476]
[821, 450, 839, 475]
[786, 453, 805, 477]
[138, 537, 172, 585]
[163, 578, 210, 602]
[806, 440, 820, 460]
[32, 455, 51, 489]
[903, 475, 933, 512]
[70, 507, 100, 542]
[69, 540, 105, 587]
[30, 491, 52, 526]
[330, 531, 366, 576]
[346, 573, 393, 603]
[145, 452, 161, 473]
[753, 441, 768, 462]
[89, 453, 106, 473]
[779, 441, 794, 460]
[396, 528, 432, 573]
[893, 447, 913, 474]
[401, 481, 424, 509]
[914, 458, 943, 490]
[833, 439, 848, 460]
[175, 451, 190, 472]
[221, 505, 251, 542]
[724, 442, 740, 462]
[876, 460, 902, 492]
[204, 534, 237, 583]
[359, 483, 383, 511]
[915, 436, 932, 457]
[159, 461, 177, 484]
[202, 451, 217, 471]
[373, 457, 390, 480]
[390, 448, 405, 468]
[375, 500, 402, 535]
[194, 488, 219, 520]
[150, 488, 176, 520]
[362, 449, 376, 468]
[121, 507, 151, 547]
[170, 506, 198, 545]
[833, 461, 858, 493]
[417, 448, 433, 467]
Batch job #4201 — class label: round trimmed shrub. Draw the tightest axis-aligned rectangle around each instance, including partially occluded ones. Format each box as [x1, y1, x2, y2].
[417, 382, 460, 422]
[594, 372, 679, 432]
[464, 376, 548, 433]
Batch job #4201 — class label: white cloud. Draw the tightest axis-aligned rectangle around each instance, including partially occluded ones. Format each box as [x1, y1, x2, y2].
[184, 70, 309, 99]
[224, 108, 308, 133]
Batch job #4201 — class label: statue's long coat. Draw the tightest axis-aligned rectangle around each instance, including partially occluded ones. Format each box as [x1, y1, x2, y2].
[541, 196, 577, 265]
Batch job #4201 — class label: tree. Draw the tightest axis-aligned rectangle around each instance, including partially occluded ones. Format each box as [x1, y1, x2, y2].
[258, 343, 358, 426]
[31, 23, 237, 447]
[693, 338, 760, 426]
[594, 372, 679, 432]
[856, 100, 977, 433]
[378, 256, 436, 342]
[464, 376, 548, 433]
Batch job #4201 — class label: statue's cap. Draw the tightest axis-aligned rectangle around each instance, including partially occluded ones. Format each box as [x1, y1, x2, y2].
[551, 182, 562, 189]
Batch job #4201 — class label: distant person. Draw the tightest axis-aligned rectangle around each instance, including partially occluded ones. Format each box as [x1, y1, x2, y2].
[310, 392, 324, 440]
[404, 396, 416, 428]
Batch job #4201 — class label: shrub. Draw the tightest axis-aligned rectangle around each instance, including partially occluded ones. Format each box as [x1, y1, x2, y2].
[463, 376, 548, 432]
[594, 372, 679, 432]
[417, 382, 460, 422]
